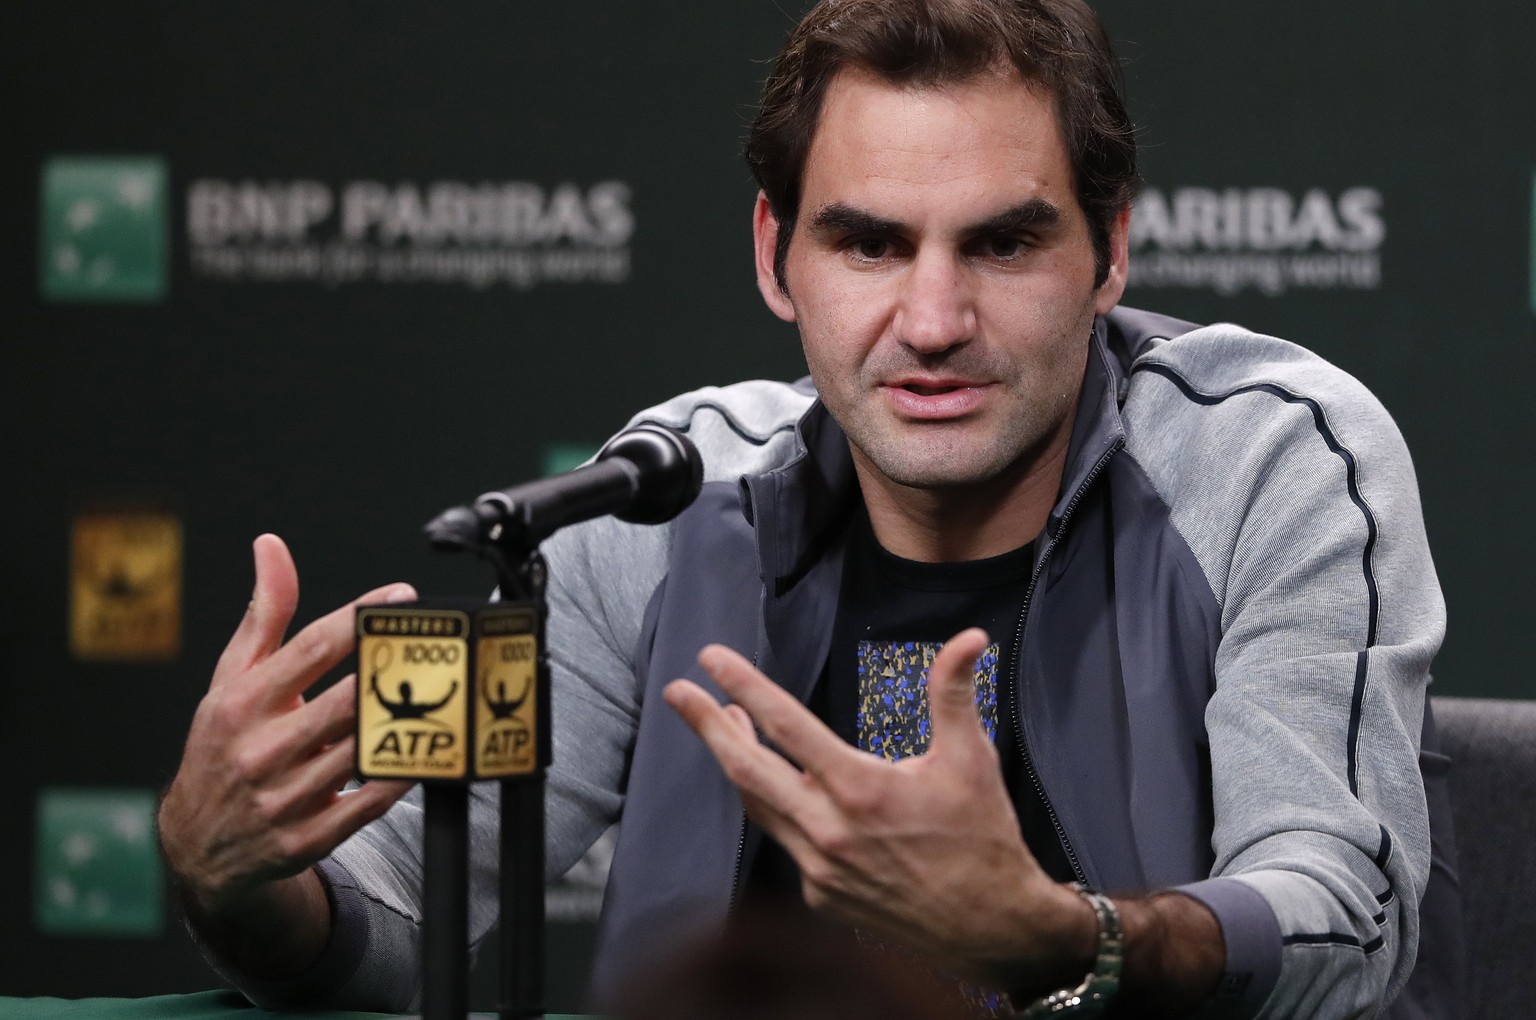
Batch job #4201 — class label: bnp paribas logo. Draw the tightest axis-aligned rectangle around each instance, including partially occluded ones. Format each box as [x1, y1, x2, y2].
[40, 157, 168, 302]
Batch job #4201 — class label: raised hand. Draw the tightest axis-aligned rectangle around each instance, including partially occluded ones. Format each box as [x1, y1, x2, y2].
[664, 628, 1095, 989]
[158, 534, 416, 974]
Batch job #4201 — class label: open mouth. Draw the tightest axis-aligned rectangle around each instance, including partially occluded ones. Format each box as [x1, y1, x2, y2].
[885, 381, 987, 419]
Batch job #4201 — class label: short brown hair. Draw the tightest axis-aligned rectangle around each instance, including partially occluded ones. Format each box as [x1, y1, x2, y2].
[745, 0, 1137, 290]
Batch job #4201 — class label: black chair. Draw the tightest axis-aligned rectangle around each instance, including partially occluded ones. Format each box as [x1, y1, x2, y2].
[1432, 696, 1536, 1017]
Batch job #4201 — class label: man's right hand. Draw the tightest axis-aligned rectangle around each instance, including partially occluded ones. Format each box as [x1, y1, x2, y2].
[158, 534, 416, 976]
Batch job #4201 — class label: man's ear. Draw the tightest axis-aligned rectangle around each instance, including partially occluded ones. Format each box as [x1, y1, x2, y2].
[753, 192, 797, 323]
[1093, 204, 1132, 316]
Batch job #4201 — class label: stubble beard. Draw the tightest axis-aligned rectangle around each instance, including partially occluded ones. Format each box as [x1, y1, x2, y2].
[836, 383, 1076, 494]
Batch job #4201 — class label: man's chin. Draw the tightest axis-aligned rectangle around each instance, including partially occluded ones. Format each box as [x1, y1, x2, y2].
[857, 447, 1021, 492]
[847, 423, 1057, 494]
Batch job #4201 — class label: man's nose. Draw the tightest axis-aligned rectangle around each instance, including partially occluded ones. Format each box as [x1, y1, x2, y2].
[893, 252, 977, 354]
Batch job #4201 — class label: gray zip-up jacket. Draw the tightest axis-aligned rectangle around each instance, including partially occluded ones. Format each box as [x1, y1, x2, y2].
[217, 307, 1447, 1019]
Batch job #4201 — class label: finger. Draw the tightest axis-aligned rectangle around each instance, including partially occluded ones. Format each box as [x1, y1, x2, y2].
[695, 644, 856, 779]
[254, 581, 416, 709]
[215, 534, 301, 683]
[256, 738, 361, 826]
[665, 678, 826, 818]
[271, 738, 407, 835]
[302, 674, 361, 748]
[668, 681, 834, 863]
[723, 703, 757, 740]
[305, 777, 415, 856]
[925, 628, 993, 759]
[302, 738, 367, 801]
[255, 675, 361, 776]
[739, 785, 822, 863]
[275, 770, 414, 868]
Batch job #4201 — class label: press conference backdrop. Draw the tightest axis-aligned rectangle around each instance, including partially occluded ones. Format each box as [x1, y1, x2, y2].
[3, 0, 1532, 1004]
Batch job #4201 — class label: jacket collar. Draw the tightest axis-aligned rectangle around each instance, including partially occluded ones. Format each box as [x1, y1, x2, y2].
[1045, 315, 1127, 541]
[739, 395, 859, 597]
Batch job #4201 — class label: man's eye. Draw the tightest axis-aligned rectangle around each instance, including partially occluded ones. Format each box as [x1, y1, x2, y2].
[852, 238, 889, 260]
[986, 236, 1025, 258]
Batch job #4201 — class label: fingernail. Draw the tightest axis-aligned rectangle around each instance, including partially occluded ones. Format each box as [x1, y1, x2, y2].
[383, 584, 415, 603]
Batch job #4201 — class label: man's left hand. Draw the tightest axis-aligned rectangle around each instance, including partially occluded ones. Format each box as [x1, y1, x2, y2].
[664, 627, 1095, 988]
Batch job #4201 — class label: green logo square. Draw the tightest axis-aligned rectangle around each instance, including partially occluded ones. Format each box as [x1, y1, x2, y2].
[34, 788, 164, 936]
[543, 443, 600, 477]
[40, 157, 168, 302]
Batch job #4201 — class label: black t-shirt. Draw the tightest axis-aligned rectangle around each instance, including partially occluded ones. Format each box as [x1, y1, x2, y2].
[747, 508, 1076, 903]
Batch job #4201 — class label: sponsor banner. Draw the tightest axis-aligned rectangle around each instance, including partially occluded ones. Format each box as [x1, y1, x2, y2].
[1129, 186, 1385, 297]
[39, 157, 168, 303]
[34, 788, 163, 936]
[69, 511, 182, 662]
[187, 178, 634, 291]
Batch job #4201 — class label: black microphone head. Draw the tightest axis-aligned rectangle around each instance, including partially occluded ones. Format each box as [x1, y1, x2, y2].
[598, 424, 703, 525]
[423, 504, 486, 551]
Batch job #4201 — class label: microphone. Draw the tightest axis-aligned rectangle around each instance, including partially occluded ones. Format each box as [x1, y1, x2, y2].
[425, 424, 703, 551]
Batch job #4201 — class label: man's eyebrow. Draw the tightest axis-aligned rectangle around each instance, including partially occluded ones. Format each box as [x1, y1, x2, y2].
[805, 199, 1063, 237]
[807, 203, 905, 235]
[967, 198, 1062, 236]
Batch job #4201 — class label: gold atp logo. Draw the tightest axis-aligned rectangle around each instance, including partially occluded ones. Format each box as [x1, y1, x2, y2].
[357, 608, 468, 780]
[476, 632, 538, 778]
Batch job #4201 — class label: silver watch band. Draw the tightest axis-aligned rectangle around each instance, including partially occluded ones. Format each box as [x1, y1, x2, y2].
[1017, 884, 1124, 1018]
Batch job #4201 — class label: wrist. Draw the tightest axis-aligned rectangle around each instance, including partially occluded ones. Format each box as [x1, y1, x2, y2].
[986, 880, 1100, 1000]
[1113, 892, 1224, 1015]
[157, 793, 245, 916]
[157, 786, 215, 900]
[1015, 885, 1122, 1019]
[177, 867, 334, 979]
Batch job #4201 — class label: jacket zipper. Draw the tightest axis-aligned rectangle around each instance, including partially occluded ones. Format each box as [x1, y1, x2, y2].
[727, 814, 748, 916]
[1010, 439, 1123, 888]
[725, 645, 762, 916]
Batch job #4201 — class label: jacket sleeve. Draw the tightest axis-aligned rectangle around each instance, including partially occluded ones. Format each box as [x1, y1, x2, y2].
[1128, 327, 1444, 1019]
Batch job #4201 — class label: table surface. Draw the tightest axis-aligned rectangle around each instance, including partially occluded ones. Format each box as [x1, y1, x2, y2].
[0, 990, 589, 1019]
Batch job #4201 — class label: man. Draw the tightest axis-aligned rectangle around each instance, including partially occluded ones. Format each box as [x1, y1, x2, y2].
[158, 1, 1455, 1016]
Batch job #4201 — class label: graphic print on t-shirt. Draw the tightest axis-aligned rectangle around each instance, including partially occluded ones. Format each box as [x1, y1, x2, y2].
[856, 640, 1000, 761]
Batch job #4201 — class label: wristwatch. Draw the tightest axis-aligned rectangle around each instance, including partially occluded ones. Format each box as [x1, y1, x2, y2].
[1016, 884, 1123, 1018]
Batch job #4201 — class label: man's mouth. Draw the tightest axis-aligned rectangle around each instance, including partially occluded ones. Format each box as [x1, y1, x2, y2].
[882, 380, 990, 420]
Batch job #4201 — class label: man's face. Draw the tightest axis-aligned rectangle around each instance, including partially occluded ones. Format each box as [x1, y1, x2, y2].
[754, 68, 1127, 494]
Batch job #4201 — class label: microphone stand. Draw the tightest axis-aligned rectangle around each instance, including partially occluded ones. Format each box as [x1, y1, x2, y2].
[408, 519, 549, 1020]
[480, 534, 549, 1020]
[407, 424, 699, 1020]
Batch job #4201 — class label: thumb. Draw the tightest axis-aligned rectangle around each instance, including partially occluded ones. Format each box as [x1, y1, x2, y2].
[215, 534, 300, 678]
[926, 628, 992, 757]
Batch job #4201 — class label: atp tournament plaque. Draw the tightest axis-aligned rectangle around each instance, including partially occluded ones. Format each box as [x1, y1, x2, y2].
[475, 606, 542, 779]
[356, 602, 545, 783]
[356, 606, 471, 781]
